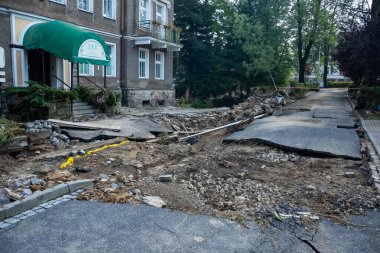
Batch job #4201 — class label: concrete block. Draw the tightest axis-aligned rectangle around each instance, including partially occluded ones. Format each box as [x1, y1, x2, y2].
[66, 179, 93, 193]
[3, 183, 69, 218]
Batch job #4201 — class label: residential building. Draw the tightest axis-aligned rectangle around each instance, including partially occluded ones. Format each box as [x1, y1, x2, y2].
[0, 0, 181, 116]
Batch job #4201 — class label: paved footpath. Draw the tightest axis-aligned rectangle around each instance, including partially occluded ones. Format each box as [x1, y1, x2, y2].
[362, 120, 380, 157]
[0, 200, 380, 253]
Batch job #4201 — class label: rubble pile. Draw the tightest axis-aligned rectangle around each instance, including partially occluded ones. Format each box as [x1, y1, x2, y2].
[26, 120, 71, 149]
[256, 148, 304, 163]
[0, 171, 78, 204]
[187, 169, 284, 216]
[148, 94, 289, 132]
[77, 171, 143, 204]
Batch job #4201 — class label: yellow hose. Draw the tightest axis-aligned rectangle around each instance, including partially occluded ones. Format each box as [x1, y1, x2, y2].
[59, 140, 130, 169]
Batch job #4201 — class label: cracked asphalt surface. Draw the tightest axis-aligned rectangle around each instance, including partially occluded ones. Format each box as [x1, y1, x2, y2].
[0, 200, 380, 253]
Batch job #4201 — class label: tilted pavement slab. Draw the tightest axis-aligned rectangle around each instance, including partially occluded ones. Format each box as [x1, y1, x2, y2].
[225, 90, 361, 160]
[224, 119, 361, 160]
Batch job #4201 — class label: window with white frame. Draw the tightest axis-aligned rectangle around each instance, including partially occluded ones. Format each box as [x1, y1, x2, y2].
[103, 0, 116, 19]
[79, 63, 94, 76]
[78, 0, 93, 12]
[155, 51, 164, 80]
[105, 43, 116, 77]
[50, 0, 67, 5]
[139, 48, 149, 78]
[139, 0, 150, 22]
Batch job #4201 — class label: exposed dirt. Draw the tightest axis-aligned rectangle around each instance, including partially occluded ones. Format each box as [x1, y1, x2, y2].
[0, 91, 378, 225]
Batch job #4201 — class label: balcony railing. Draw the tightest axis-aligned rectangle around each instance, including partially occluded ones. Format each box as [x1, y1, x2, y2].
[137, 20, 181, 44]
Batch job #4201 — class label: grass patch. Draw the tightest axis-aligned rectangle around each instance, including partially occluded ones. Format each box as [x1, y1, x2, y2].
[0, 117, 25, 147]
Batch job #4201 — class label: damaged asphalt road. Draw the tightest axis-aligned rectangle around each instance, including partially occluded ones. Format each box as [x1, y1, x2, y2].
[225, 89, 361, 160]
[1, 200, 380, 253]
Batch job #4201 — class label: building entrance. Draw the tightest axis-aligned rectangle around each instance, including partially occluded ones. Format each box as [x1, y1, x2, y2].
[27, 49, 50, 85]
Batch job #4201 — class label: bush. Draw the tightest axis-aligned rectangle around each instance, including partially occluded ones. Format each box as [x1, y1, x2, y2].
[191, 99, 212, 108]
[212, 96, 242, 108]
[356, 87, 380, 110]
[0, 117, 25, 146]
[7, 81, 77, 108]
[325, 81, 353, 88]
[288, 82, 308, 100]
[77, 85, 96, 105]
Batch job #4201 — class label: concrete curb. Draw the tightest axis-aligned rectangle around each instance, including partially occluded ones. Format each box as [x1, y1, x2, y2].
[348, 96, 380, 194]
[0, 179, 93, 221]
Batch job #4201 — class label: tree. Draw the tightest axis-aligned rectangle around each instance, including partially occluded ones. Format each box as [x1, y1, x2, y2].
[233, 0, 292, 90]
[295, 0, 322, 83]
[174, 0, 217, 100]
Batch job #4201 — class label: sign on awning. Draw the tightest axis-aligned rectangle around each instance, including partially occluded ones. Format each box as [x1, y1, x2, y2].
[23, 20, 110, 66]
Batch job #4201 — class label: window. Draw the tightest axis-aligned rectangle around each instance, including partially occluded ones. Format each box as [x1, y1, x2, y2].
[103, 0, 116, 19]
[139, 0, 150, 22]
[139, 48, 149, 79]
[79, 63, 94, 76]
[104, 43, 116, 77]
[78, 0, 93, 12]
[155, 51, 164, 80]
[50, 0, 66, 5]
[156, 3, 167, 39]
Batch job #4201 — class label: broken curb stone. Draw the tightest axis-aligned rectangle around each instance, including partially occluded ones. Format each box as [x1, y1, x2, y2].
[142, 196, 166, 208]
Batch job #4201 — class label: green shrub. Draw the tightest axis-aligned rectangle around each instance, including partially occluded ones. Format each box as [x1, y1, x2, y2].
[325, 81, 353, 88]
[178, 97, 191, 108]
[0, 117, 25, 146]
[212, 96, 242, 108]
[77, 85, 96, 104]
[7, 81, 76, 108]
[289, 82, 307, 100]
[191, 99, 212, 108]
[357, 87, 380, 110]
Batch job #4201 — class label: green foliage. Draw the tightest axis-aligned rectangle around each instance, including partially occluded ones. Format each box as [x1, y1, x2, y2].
[7, 81, 76, 108]
[190, 99, 213, 109]
[105, 89, 121, 107]
[77, 85, 95, 104]
[178, 97, 191, 108]
[325, 81, 353, 88]
[0, 117, 25, 147]
[288, 82, 310, 99]
[357, 87, 380, 110]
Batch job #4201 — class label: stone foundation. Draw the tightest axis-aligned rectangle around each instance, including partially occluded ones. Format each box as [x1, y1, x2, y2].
[125, 89, 175, 107]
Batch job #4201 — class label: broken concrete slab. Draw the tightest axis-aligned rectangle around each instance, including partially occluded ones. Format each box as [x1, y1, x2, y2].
[224, 120, 361, 160]
[60, 117, 172, 141]
[47, 119, 121, 132]
[0, 136, 28, 154]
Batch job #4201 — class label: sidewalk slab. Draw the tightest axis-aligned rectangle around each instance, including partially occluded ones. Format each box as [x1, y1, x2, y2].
[362, 120, 380, 158]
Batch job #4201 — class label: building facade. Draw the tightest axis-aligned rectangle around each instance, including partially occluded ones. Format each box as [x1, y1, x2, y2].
[0, 0, 180, 111]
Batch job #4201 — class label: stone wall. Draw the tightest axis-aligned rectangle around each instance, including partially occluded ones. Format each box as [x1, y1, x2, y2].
[125, 89, 175, 107]
[48, 101, 72, 120]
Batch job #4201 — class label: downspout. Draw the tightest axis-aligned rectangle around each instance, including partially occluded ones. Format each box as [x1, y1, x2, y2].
[120, 0, 126, 106]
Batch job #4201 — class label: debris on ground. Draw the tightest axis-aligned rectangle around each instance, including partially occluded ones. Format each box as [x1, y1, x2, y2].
[0, 91, 378, 227]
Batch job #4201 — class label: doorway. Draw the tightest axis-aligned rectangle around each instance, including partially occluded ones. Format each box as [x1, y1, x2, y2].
[27, 49, 51, 85]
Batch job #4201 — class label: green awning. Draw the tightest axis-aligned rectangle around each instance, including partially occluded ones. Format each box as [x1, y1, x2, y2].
[23, 20, 110, 66]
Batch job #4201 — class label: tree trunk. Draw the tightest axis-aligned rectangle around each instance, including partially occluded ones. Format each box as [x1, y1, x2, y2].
[269, 71, 278, 91]
[297, 0, 322, 84]
[323, 40, 329, 87]
[297, 0, 304, 83]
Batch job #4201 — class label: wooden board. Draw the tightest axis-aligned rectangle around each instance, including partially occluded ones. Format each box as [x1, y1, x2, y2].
[47, 119, 121, 132]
